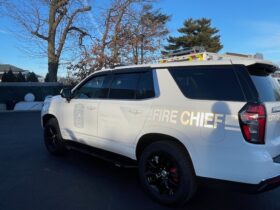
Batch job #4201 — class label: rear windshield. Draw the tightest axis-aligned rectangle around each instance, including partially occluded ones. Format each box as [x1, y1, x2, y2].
[248, 67, 280, 102]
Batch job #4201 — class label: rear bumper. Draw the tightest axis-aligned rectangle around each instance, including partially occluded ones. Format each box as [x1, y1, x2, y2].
[198, 174, 280, 193]
[257, 175, 280, 192]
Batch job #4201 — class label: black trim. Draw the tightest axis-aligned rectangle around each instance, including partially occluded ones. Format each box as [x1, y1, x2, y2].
[234, 65, 259, 103]
[197, 175, 280, 193]
[65, 141, 137, 168]
[247, 63, 279, 74]
[257, 175, 280, 192]
[273, 154, 280, 163]
[197, 177, 257, 193]
[93, 67, 152, 76]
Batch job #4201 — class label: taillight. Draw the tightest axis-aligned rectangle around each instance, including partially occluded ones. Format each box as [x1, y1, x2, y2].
[239, 103, 266, 144]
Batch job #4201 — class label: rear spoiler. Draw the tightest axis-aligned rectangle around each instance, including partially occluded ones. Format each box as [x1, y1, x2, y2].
[247, 63, 279, 74]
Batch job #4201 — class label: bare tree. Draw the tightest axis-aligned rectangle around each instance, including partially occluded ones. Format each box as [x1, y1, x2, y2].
[124, 4, 170, 64]
[93, 0, 139, 69]
[7, 0, 91, 81]
[67, 0, 170, 82]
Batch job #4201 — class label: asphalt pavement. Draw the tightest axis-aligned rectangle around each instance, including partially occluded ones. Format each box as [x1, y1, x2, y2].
[0, 111, 280, 210]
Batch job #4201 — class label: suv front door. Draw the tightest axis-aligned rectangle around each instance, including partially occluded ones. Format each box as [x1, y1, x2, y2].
[61, 74, 111, 145]
[98, 71, 155, 156]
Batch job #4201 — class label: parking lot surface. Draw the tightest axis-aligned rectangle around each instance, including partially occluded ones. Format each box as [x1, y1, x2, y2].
[0, 112, 280, 210]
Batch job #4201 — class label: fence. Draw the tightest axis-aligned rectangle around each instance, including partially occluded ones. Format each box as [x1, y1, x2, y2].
[0, 82, 70, 110]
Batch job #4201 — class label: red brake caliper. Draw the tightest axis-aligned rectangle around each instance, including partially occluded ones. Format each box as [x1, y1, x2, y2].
[169, 168, 179, 184]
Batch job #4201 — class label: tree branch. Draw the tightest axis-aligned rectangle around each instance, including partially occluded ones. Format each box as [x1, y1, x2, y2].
[68, 26, 89, 45]
[56, 6, 91, 58]
[31, 31, 48, 40]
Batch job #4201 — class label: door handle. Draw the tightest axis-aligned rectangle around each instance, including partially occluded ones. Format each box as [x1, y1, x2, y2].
[87, 106, 96, 111]
[129, 109, 142, 114]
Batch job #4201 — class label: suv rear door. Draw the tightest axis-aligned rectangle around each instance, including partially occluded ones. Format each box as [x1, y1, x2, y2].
[246, 64, 280, 157]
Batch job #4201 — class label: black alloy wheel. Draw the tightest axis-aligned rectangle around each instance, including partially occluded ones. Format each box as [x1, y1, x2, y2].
[44, 118, 65, 155]
[139, 141, 197, 206]
[145, 152, 180, 196]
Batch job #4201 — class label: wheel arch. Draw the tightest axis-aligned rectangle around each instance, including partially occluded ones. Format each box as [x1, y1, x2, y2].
[42, 114, 57, 128]
[136, 133, 195, 171]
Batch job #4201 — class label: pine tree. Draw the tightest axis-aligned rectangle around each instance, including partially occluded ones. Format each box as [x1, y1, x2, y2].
[164, 18, 223, 53]
[1, 72, 7, 82]
[6, 69, 17, 82]
[16, 72, 26, 82]
[26, 72, 39, 82]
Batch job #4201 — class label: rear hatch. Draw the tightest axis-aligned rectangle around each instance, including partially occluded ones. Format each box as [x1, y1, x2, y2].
[247, 63, 280, 156]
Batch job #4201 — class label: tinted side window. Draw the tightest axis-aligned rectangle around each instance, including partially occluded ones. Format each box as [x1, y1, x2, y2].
[169, 66, 245, 101]
[74, 75, 111, 99]
[246, 65, 280, 102]
[136, 71, 155, 99]
[250, 75, 280, 102]
[109, 73, 140, 99]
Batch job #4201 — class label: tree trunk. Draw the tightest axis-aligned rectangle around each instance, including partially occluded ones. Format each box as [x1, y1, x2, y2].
[47, 38, 58, 82]
[140, 35, 144, 64]
[48, 60, 58, 82]
[133, 44, 138, 64]
[47, 1, 57, 82]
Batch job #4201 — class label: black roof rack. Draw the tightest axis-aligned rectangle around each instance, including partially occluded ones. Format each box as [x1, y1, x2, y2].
[162, 46, 206, 58]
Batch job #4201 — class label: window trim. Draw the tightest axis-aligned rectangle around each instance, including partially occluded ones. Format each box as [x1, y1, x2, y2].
[70, 69, 158, 101]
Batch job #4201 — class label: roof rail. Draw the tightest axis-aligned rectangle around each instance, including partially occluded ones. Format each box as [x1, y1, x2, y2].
[159, 48, 264, 64]
[108, 63, 128, 69]
[225, 52, 264, 60]
[162, 46, 206, 58]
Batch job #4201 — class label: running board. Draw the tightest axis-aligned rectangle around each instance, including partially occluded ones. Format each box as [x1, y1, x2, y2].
[65, 141, 138, 168]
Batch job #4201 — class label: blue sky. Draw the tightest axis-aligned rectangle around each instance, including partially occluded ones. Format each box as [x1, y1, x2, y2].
[0, 0, 280, 77]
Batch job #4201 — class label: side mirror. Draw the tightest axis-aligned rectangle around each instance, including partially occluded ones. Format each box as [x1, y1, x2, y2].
[60, 88, 72, 102]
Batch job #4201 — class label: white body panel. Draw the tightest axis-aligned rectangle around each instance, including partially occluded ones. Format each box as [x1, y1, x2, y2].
[60, 99, 99, 145]
[97, 99, 151, 157]
[41, 59, 280, 186]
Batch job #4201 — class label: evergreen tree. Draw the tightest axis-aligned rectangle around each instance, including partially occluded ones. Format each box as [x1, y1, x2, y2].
[16, 72, 26, 82]
[164, 18, 223, 53]
[5, 69, 17, 82]
[1, 72, 7, 82]
[26, 72, 39, 82]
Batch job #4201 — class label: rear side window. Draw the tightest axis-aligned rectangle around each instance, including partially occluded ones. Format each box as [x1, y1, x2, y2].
[136, 71, 155, 99]
[248, 66, 280, 102]
[109, 73, 140, 99]
[169, 66, 245, 101]
[108, 71, 155, 100]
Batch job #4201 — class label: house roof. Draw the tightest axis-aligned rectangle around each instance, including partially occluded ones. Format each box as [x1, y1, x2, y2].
[0, 64, 28, 73]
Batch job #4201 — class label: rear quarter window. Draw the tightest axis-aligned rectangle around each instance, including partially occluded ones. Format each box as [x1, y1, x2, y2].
[169, 66, 246, 101]
[248, 66, 280, 102]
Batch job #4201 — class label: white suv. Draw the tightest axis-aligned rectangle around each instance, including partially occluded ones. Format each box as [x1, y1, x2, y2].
[41, 53, 280, 205]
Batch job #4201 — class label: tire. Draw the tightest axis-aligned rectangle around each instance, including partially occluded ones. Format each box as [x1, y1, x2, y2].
[139, 141, 197, 206]
[44, 118, 65, 155]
